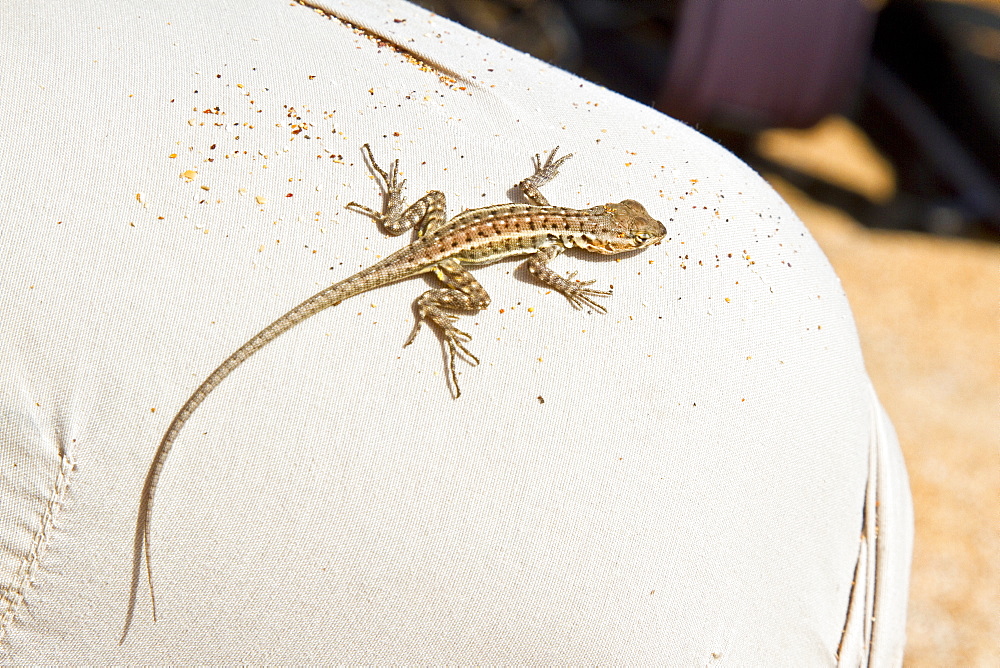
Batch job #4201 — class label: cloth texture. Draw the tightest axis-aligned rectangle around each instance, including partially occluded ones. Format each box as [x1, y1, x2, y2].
[0, 0, 912, 663]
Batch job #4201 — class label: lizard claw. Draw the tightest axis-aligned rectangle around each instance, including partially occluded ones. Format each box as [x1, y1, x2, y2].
[531, 147, 574, 184]
[443, 330, 478, 399]
[562, 273, 611, 312]
[566, 288, 610, 313]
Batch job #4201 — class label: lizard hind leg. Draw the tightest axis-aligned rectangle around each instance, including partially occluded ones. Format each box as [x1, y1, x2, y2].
[344, 143, 450, 237]
[404, 259, 490, 397]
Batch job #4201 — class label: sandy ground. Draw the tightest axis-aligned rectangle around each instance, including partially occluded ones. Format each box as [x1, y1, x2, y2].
[759, 117, 998, 667]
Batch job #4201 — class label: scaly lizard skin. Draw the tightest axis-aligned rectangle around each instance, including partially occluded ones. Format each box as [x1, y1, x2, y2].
[124, 145, 666, 634]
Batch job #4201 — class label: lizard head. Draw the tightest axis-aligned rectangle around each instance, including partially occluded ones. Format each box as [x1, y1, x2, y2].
[582, 200, 667, 254]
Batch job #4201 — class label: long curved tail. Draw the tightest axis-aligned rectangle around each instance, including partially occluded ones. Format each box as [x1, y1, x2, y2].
[121, 250, 423, 642]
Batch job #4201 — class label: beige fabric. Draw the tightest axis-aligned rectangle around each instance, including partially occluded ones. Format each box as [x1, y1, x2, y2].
[0, 0, 911, 663]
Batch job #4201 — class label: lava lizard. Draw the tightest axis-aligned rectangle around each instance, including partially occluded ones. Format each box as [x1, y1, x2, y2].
[125, 144, 667, 632]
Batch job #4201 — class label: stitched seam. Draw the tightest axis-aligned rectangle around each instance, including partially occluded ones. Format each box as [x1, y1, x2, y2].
[0, 448, 76, 658]
[836, 534, 865, 663]
[867, 393, 894, 663]
[836, 397, 879, 665]
[292, 0, 473, 87]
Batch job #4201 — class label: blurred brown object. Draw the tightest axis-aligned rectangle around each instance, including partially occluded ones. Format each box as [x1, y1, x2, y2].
[659, 0, 878, 129]
[761, 117, 999, 667]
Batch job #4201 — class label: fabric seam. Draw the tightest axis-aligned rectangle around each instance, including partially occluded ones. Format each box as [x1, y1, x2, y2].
[0, 447, 76, 659]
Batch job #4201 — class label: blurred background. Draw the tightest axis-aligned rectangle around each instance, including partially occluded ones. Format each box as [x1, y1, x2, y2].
[411, 0, 999, 664]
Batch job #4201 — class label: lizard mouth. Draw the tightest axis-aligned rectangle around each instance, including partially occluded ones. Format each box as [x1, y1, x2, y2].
[582, 236, 654, 254]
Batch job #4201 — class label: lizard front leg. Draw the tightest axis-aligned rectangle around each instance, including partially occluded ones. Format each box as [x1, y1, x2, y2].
[527, 244, 611, 313]
[345, 143, 449, 236]
[404, 258, 490, 397]
[518, 147, 574, 206]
